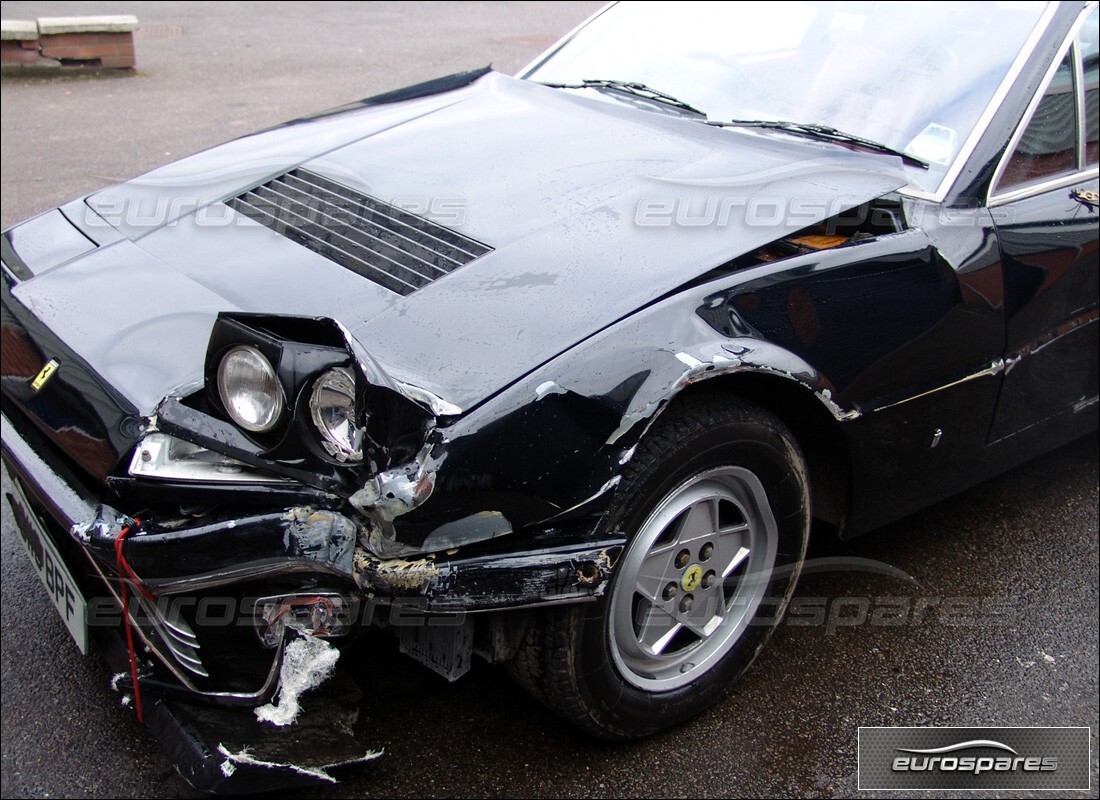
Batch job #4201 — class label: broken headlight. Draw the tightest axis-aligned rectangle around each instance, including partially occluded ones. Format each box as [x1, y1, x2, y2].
[128, 432, 287, 483]
[216, 345, 285, 433]
[309, 367, 364, 462]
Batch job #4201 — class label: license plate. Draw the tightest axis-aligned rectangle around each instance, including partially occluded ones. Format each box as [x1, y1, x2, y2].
[5, 475, 88, 654]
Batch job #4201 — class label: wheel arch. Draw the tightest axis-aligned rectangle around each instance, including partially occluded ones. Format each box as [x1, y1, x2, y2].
[656, 369, 852, 531]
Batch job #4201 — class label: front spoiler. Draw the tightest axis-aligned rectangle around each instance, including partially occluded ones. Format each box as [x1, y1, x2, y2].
[97, 628, 379, 794]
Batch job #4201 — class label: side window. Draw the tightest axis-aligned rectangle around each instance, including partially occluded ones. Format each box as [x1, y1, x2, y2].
[999, 48, 1077, 189]
[1082, 6, 1098, 166]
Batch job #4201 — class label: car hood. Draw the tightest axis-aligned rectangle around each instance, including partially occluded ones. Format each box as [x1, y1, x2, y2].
[9, 71, 906, 415]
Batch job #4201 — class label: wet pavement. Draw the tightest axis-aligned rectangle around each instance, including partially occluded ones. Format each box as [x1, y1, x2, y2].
[2, 3, 1097, 797]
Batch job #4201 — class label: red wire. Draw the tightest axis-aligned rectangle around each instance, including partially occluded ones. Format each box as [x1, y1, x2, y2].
[115, 519, 145, 723]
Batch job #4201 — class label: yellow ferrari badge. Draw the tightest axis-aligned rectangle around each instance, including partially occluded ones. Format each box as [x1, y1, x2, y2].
[681, 564, 703, 592]
[31, 359, 60, 392]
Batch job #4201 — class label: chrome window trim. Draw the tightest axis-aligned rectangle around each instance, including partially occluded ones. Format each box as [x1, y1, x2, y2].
[989, 165, 1100, 207]
[988, 2, 1099, 206]
[1073, 31, 1087, 171]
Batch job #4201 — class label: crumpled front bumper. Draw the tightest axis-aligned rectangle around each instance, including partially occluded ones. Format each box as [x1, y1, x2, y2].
[2, 412, 383, 792]
[2, 406, 625, 791]
[4, 403, 625, 663]
[1, 411, 363, 701]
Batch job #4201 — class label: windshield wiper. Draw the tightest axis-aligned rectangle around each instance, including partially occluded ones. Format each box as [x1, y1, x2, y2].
[537, 79, 707, 117]
[707, 119, 928, 169]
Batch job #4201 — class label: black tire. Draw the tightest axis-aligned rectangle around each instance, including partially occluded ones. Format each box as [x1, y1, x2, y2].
[509, 394, 810, 739]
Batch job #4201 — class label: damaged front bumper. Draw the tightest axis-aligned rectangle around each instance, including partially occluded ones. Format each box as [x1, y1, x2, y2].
[1, 408, 622, 790]
[2, 413, 375, 792]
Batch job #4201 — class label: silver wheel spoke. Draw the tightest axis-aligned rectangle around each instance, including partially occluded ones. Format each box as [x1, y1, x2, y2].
[674, 499, 720, 548]
[720, 542, 751, 578]
[635, 601, 683, 656]
[635, 548, 677, 602]
[676, 583, 726, 638]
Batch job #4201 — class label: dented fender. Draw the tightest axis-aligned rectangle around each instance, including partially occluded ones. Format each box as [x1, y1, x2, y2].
[389, 221, 1009, 552]
[386, 280, 849, 552]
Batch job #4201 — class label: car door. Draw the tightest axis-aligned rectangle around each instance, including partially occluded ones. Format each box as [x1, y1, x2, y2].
[987, 4, 1100, 442]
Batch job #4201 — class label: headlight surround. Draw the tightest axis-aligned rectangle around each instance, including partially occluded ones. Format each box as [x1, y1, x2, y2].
[128, 432, 287, 483]
[309, 366, 364, 462]
[216, 346, 285, 433]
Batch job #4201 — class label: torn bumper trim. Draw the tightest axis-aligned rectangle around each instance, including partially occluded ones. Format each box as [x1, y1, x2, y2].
[105, 507, 361, 595]
[354, 538, 625, 611]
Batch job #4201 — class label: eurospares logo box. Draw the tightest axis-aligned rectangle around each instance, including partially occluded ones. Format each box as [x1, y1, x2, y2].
[858, 727, 1091, 791]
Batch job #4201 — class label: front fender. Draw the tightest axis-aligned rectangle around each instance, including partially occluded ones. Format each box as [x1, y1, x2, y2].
[390, 281, 842, 554]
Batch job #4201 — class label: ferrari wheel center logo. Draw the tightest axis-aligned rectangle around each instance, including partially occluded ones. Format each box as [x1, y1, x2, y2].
[681, 564, 703, 592]
[31, 359, 60, 393]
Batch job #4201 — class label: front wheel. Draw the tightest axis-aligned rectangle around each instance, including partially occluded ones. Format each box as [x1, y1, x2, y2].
[509, 395, 810, 739]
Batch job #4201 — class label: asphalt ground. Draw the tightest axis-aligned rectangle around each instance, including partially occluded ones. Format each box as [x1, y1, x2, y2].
[2, 3, 1098, 798]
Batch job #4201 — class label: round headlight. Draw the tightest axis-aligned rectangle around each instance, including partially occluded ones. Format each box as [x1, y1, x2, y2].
[309, 367, 363, 462]
[216, 346, 284, 433]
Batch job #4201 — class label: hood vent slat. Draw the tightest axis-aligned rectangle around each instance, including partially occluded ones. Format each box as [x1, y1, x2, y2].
[227, 168, 491, 295]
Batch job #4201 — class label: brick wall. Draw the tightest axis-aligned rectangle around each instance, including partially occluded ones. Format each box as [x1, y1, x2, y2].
[38, 31, 136, 69]
[0, 39, 41, 65]
[1, 15, 138, 69]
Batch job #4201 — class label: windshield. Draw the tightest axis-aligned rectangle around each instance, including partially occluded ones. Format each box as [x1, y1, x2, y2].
[523, 1, 1049, 193]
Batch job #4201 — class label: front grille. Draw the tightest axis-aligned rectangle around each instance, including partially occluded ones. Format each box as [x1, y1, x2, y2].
[227, 168, 493, 296]
[132, 593, 208, 677]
